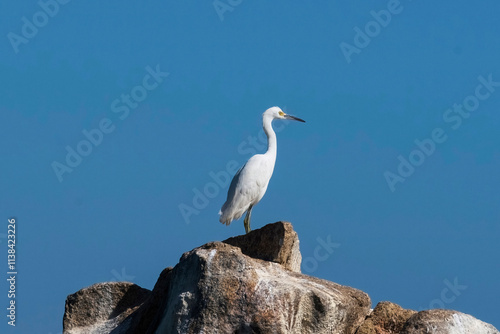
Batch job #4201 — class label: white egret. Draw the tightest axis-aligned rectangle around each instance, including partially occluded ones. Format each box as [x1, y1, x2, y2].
[219, 106, 305, 234]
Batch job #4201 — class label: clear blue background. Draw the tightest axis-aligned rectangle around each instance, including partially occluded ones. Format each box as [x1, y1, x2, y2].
[1, 1, 499, 333]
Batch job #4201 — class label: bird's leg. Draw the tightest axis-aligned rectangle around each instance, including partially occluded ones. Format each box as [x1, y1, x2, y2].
[244, 205, 253, 234]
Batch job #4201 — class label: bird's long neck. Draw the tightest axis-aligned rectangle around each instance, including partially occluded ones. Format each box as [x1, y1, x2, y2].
[263, 115, 277, 159]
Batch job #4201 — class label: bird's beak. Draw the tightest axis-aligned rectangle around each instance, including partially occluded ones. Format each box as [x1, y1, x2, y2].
[284, 114, 306, 123]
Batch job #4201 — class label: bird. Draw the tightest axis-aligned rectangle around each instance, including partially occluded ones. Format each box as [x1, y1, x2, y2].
[219, 106, 305, 234]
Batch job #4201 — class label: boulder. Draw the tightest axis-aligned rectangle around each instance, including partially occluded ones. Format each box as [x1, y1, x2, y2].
[223, 221, 302, 272]
[63, 222, 370, 333]
[401, 309, 500, 334]
[153, 241, 371, 333]
[62, 222, 499, 334]
[63, 282, 150, 334]
[356, 301, 417, 334]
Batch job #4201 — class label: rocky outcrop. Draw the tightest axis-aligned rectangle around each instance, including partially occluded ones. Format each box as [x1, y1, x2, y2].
[63, 282, 150, 334]
[153, 241, 370, 333]
[63, 222, 499, 334]
[354, 302, 500, 334]
[356, 301, 417, 334]
[223, 221, 302, 272]
[401, 309, 500, 334]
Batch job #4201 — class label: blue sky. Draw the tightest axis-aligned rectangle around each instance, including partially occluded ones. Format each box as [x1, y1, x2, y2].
[1, 1, 499, 332]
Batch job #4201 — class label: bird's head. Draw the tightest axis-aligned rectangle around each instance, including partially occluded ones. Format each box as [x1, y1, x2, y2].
[263, 106, 305, 123]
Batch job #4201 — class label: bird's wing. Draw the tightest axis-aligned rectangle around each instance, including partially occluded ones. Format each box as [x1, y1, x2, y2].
[224, 163, 246, 209]
[233, 155, 272, 199]
[220, 155, 272, 223]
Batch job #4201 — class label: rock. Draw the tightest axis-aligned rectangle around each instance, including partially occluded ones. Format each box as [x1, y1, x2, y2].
[62, 222, 500, 334]
[223, 221, 302, 272]
[356, 301, 417, 334]
[124, 267, 174, 334]
[153, 241, 371, 333]
[401, 309, 500, 334]
[63, 282, 150, 334]
[63, 223, 370, 334]
[355, 305, 500, 334]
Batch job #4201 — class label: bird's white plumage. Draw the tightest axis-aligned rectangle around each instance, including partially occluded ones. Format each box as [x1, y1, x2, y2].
[219, 107, 305, 233]
[219, 153, 275, 224]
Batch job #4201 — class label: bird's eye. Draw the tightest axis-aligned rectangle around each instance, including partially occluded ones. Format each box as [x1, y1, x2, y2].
[278, 111, 285, 116]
